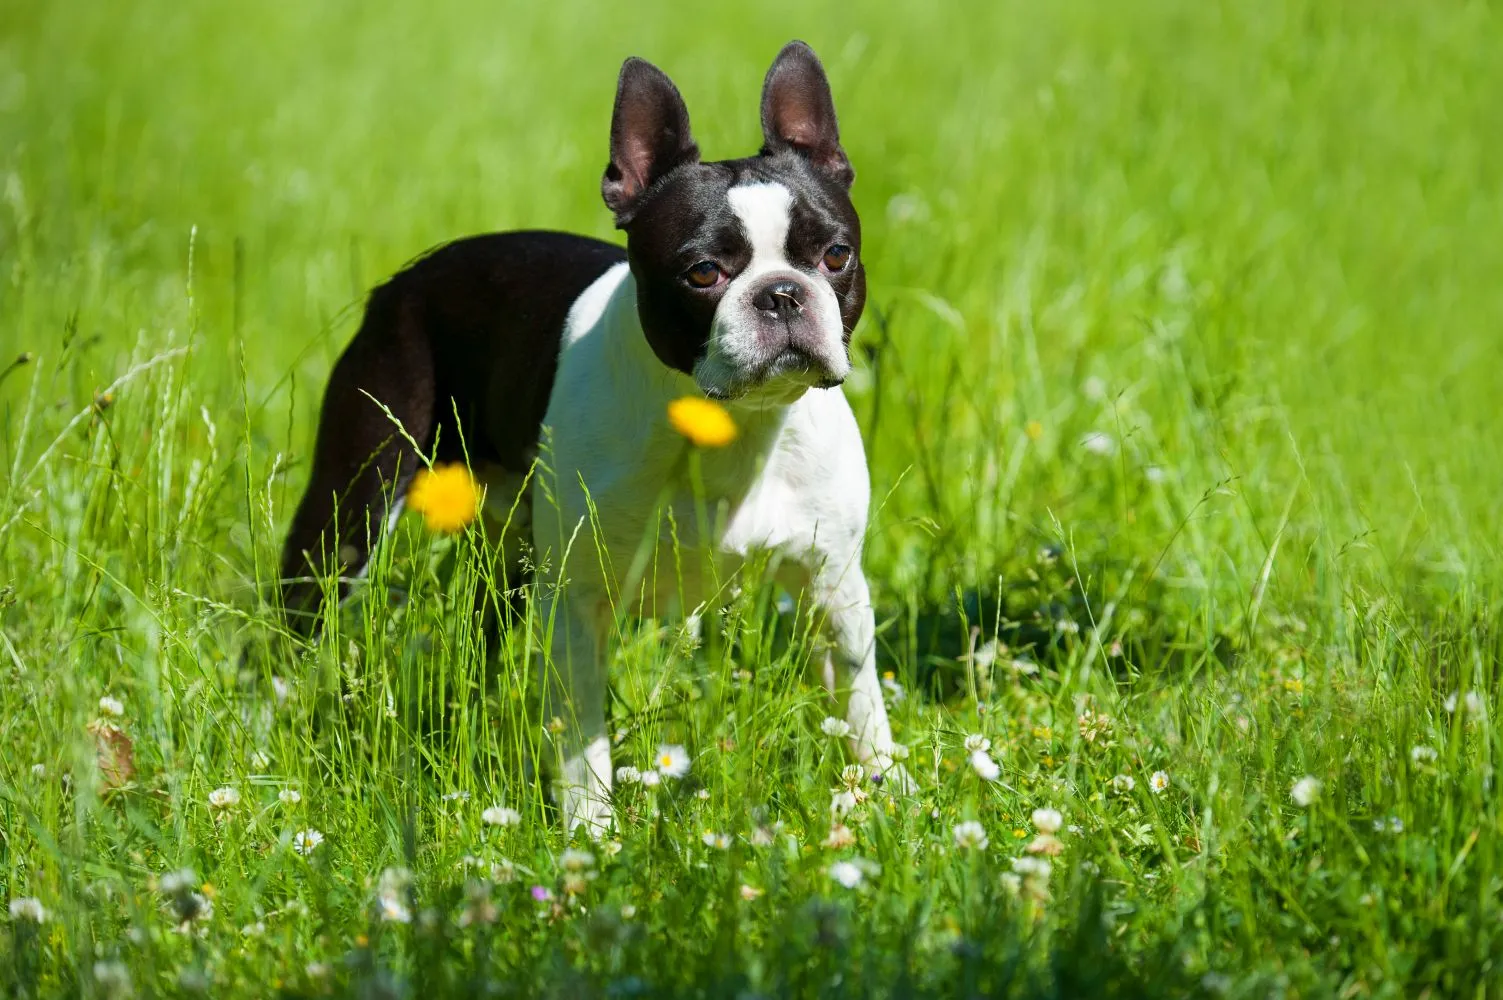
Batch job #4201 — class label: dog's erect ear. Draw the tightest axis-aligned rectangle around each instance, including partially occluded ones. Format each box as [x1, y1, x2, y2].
[602, 57, 700, 222]
[759, 41, 853, 188]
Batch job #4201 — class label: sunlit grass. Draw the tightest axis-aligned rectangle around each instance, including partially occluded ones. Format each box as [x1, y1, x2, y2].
[1, 0, 1501, 996]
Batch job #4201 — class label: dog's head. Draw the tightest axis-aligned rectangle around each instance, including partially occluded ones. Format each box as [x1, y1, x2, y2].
[602, 42, 864, 403]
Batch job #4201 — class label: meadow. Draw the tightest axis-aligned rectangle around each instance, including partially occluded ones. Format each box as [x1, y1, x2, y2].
[2, 0, 1502, 996]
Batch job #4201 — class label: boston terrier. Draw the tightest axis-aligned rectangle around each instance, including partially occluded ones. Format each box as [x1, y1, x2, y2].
[279, 41, 907, 832]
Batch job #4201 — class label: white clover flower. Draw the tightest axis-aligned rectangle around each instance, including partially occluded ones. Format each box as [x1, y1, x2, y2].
[701, 831, 731, 850]
[603, 840, 623, 858]
[963, 733, 991, 754]
[821, 717, 852, 739]
[98, 695, 125, 718]
[888, 743, 911, 762]
[751, 822, 784, 847]
[952, 821, 989, 850]
[1010, 856, 1052, 879]
[481, 805, 521, 827]
[827, 861, 865, 888]
[240, 921, 266, 938]
[159, 869, 197, 896]
[830, 790, 859, 817]
[1464, 691, 1485, 718]
[1149, 771, 1170, 794]
[1410, 745, 1438, 764]
[969, 749, 1001, 781]
[92, 960, 132, 997]
[292, 829, 324, 856]
[30, 763, 45, 779]
[1031, 808, 1063, 834]
[208, 786, 240, 809]
[615, 765, 642, 785]
[640, 769, 662, 788]
[1111, 774, 1135, 793]
[249, 750, 271, 770]
[8, 897, 47, 922]
[739, 884, 763, 901]
[278, 788, 302, 805]
[653, 744, 691, 779]
[822, 824, 856, 849]
[1290, 776, 1322, 807]
[491, 859, 517, 883]
[999, 872, 1022, 896]
[560, 848, 596, 872]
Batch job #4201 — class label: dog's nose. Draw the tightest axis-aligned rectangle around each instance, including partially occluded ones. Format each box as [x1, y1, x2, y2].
[752, 279, 805, 319]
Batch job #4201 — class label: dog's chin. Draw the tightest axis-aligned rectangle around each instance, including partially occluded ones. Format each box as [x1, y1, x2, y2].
[697, 349, 847, 405]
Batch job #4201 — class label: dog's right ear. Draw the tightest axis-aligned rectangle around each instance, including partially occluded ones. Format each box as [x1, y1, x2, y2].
[602, 58, 700, 224]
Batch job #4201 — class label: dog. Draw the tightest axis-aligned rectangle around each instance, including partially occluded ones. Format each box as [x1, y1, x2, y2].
[279, 41, 906, 832]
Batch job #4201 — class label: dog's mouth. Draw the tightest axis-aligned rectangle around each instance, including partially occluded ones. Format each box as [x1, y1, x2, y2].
[700, 347, 845, 402]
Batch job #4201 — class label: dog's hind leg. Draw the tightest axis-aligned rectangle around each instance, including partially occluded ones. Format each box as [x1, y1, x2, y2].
[280, 284, 436, 636]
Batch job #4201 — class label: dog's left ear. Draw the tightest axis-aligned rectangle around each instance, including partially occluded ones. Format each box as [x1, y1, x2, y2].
[759, 41, 853, 188]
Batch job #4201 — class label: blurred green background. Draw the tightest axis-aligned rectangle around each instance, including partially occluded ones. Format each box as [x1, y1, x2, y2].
[4, 1, 1499, 613]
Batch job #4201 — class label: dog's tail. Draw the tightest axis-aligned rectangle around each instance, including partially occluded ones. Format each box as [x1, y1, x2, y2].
[278, 279, 437, 636]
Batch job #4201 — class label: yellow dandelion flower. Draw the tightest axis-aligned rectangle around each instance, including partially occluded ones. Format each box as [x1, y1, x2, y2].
[668, 397, 737, 448]
[407, 463, 481, 534]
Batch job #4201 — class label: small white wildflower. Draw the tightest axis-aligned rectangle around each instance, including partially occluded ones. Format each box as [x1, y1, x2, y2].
[1149, 771, 1170, 794]
[620, 903, 637, 919]
[271, 676, 292, 704]
[481, 805, 521, 827]
[999, 872, 1023, 895]
[696, 788, 711, 800]
[1291, 776, 1322, 807]
[490, 859, 517, 883]
[654, 744, 691, 779]
[1011, 856, 1052, 879]
[292, 829, 324, 856]
[602, 840, 623, 858]
[306, 962, 331, 978]
[969, 749, 1001, 781]
[560, 848, 596, 872]
[1373, 816, 1404, 834]
[376, 867, 413, 924]
[1410, 745, 1438, 764]
[441, 790, 472, 803]
[1145, 466, 1167, 483]
[751, 822, 784, 847]
[1111, 774, 1135, 793]
[701, 831, 731, 850]
[278, 788, 302, 806]
[822, 824, 856, 849]
[640, 769, 662, 788]
[821, 717, 852, 739]
[963, 733, 991, 754]
[1464, 691, 1485, 718]
[1008, 658, 1040, 676]
[830, 789, 859, 817]
[92, 960, 132, 996]
[827, 860, 864, 888]
[952, 821, 989, 850]
[1031, 808, 1063, 834]
[615, 765, 642, 785]
[881, 674, 906, 703]
[1080, 431, 1117, 455]
[208, 786, 240, 809]
[30, 763, 46, 779]
[249, 750, 271, 770]
[99, 695, 125, 718]
[888, 743, 911, 762]
[240, 921, 266, 938]
[8, 897, 47, 922]
[739, 883, 763, 901]
[159, 869, 197, 896]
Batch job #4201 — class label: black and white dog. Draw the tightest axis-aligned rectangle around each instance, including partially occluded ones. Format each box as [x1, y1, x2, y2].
[280, 41, 905, 832]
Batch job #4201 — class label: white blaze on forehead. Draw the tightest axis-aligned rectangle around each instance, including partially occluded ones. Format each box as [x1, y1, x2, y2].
[727, 183, 794, 270]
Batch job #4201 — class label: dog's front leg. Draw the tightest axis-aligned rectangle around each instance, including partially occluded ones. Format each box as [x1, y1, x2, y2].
[812, 566, 913, 791]
[544, 594, 614, 835]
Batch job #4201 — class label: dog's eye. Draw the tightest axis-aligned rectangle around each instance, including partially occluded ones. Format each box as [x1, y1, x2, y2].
[685, 261, 724, 288]
[821, 244, 853, 273]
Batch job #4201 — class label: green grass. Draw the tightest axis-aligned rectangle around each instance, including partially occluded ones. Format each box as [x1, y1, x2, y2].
[3, 0, 1503, 996]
